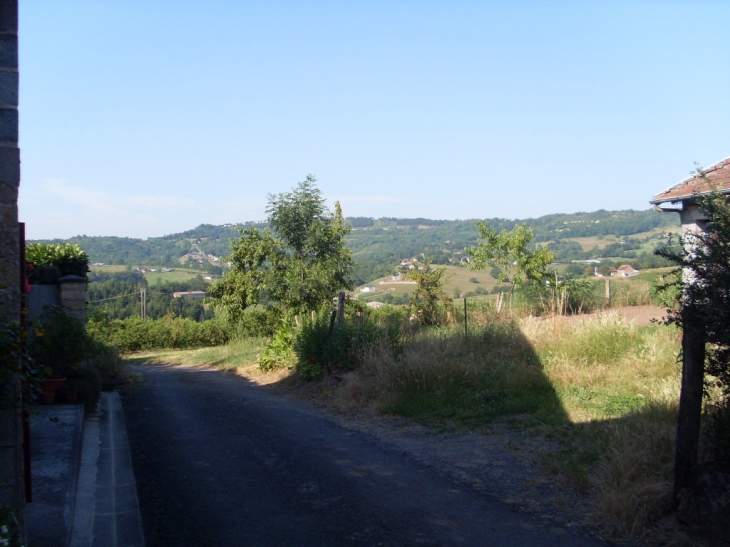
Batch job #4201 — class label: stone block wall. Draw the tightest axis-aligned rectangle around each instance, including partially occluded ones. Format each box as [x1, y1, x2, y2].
[58, 275, 88, 324]
[0, 0, 22, 518]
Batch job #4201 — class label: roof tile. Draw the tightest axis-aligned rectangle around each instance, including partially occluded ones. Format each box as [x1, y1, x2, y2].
[651, 156, 730, 204]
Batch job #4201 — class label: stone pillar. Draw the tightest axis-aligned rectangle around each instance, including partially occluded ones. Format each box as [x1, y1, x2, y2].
[0, 0, 22, 519]
[58, 275, 88, 324]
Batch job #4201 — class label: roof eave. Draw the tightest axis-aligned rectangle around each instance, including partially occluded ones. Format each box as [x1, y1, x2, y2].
[650, 187, 730, 206]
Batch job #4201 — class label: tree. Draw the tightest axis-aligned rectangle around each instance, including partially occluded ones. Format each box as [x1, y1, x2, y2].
[467, 221, 554, 289]
[406, 259, 453, 325]
[655, 186, 730, 506]
[655, 183, 730, 507]
[211, 176, 354, 322]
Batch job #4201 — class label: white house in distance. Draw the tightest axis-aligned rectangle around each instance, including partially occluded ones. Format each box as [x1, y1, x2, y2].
[611, 264, 640, 278]
[651, 156, 730, 233]
[360, 285, 376, 293]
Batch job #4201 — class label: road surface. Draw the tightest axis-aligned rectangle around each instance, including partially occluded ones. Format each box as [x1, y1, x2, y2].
[122, 363, 602, 547]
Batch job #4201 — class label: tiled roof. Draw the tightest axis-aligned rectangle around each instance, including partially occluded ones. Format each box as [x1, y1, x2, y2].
[651, 156, 730, 204]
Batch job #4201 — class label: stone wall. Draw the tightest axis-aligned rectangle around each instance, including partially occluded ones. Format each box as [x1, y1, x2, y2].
[58, 276, 88, 324]
[0, 0, 22, 518]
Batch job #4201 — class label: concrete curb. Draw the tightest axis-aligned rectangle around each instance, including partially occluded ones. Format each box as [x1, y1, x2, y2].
[69, 392, 145, 547]
[64, 404, 86, 546]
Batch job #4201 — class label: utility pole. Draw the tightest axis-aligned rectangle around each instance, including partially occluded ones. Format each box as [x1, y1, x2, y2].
[140, 288, 146, 320]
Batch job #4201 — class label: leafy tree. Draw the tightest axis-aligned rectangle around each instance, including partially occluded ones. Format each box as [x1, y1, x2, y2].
[211, 176, 354, 322]
[406, 259, 453, 325]
[467, 221, 554, 289]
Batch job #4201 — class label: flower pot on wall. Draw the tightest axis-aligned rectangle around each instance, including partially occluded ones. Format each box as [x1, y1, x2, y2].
[39, 378, 66, 404]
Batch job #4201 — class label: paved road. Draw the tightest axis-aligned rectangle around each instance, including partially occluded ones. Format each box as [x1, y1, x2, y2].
[122, 364, 601, 547]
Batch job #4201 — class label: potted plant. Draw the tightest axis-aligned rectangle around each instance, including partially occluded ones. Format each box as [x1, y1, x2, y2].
[61, 378, 83, 404]
[29, 307, 90, 404]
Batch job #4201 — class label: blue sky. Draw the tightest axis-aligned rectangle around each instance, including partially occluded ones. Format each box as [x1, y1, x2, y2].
[18, 1, 730, 239]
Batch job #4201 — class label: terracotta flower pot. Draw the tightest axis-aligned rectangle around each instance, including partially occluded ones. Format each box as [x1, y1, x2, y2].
[63, 391, 79, 404]
[39, 378, 66, 404]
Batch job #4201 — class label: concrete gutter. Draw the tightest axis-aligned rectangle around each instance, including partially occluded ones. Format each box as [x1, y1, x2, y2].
[25, 392, 144, 547]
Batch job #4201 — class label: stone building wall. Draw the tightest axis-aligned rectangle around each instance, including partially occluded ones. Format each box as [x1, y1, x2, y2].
[0, 0, 23, 517]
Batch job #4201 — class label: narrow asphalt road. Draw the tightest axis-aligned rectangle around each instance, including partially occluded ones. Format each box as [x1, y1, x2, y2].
[122, 364, 601, 547]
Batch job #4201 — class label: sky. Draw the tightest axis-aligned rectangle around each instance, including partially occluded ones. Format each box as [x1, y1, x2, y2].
[17, 1, 730, 240]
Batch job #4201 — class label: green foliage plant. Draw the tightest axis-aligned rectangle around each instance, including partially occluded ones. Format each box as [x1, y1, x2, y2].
[291, 308, 386, 379]
[26, 243, 89, 283]
[468, 221, 554, 290]
[0, 290, 44, 410]
[29, 306, 91, 379]
[257, 325, 295, 372]
[211, 175, 354, 323]
[406, 259, 453, 326]
[655, 188, 730, 395]
[655, 186, 730, 478]
[649, 269, 681, 309]
[0, 504, 22, 547]
[88, 314, 233, 352]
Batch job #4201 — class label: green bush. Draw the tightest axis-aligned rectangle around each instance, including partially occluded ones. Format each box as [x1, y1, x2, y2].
[236, 308, 281, 338]
[649, 270, 681, 309]
[293, 310, 393, 380]
[88, 315, 234, 352]
[257, 325, 295, 372]
[26, 243, 89, 283]
[29, 307, 91, 378]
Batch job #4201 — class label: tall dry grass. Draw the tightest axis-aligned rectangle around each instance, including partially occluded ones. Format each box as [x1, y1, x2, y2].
[354, 312, 684, 538]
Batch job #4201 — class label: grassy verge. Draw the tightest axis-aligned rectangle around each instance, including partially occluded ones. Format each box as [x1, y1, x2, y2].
[123, 337, 289, 383]
[350, 313, 683, 538]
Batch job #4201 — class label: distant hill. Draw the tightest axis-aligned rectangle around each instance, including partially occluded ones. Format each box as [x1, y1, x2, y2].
[30, 209, 680, 284]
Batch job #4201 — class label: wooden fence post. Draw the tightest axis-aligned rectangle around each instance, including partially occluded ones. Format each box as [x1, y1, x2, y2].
[337, 292, 345, 326]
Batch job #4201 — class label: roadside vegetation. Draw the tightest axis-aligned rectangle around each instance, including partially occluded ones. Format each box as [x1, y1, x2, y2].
[95, 177, 729, 545]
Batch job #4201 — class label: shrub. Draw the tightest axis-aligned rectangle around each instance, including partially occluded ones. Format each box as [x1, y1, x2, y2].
[26, 243, 89, 283]
[293, 312, 385, 379]
[236, 308, 281, 338]
[29, 307, 92, 378]
[257, 325, 295, 372]
[88, 315, 234, 352]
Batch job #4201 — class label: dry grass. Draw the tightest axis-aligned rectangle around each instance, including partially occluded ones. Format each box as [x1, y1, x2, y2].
[346, 313, 686, 539]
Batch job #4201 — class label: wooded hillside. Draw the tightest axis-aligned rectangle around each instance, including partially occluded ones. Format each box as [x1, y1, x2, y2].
[30, 209, 680, 284]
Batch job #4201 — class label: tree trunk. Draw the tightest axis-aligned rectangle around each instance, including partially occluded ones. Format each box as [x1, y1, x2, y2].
[673, 305, 706, 510]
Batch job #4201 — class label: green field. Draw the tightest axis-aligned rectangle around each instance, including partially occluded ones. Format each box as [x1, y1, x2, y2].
[145, 269, 208, 284]
[563, 226, 673, 253]
[90, 265, 208, 284]
[357, 264, 503, 301]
